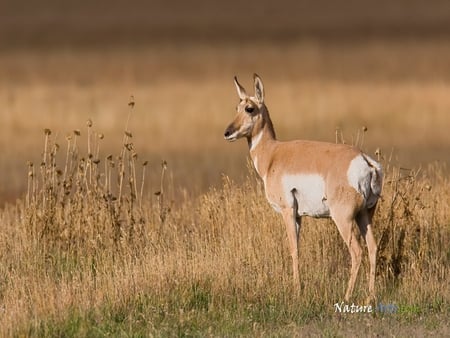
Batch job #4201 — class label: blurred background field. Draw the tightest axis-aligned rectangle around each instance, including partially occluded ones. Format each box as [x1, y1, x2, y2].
[1, 0, 450, 203]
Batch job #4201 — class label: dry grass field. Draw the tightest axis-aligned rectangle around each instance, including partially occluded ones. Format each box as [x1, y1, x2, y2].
[0, 1, 450, 336]
[0, 122, 449, 336]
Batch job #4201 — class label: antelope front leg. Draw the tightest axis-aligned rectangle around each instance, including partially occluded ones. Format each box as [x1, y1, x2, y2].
[281, 208, 300, 289]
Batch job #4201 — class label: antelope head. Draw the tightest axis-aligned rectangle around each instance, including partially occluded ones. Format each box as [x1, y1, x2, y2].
[224, 73, 266, 142]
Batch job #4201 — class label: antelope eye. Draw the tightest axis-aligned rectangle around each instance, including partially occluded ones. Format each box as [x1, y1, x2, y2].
[245, 106, 255, 113]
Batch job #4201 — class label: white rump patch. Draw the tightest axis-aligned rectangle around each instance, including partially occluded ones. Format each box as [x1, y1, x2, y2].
[347, 154, 382, 208]
[282, 174, 330, 217]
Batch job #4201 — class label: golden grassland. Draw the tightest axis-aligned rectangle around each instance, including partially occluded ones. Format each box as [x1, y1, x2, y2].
[0, 124, 448, 336]
[0, 41, 449, 335]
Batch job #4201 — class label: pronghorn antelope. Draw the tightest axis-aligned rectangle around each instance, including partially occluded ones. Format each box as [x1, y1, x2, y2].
[224, 74, 383, 301]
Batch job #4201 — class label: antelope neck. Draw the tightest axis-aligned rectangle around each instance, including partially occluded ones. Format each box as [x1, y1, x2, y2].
[248, 120, 276, 178]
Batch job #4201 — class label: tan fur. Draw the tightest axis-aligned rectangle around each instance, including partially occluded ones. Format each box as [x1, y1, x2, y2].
[224, 74, 383, 302]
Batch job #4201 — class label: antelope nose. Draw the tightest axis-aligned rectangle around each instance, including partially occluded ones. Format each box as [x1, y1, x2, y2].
[224, 124, 236, 140]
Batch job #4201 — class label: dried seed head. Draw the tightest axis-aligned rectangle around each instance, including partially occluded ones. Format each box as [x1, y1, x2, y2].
[86, 119, 93, 128]
[128, 95, 135, 108]
[98, 133, 104, 140]
[362, 126, 368, 132]
[74, 129, 81, 136]
[44, 128, 52, 135]
[66, 134, 72, 141]
[162, 160, 168, 169]
[106, 155, 113, 161]
[143, 161, 148, 166]
[125, 131, 133, 138]
[375, 148, 381, 156]
[93, 159, 101, 164]
[425, 184, 432, 191]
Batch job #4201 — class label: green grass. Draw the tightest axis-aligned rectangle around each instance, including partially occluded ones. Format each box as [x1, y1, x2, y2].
[22, 290, 449, 337]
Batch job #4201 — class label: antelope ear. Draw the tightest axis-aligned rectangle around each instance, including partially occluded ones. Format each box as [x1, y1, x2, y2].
[234, 76, 247, 100]
[253, 73, 264, 104]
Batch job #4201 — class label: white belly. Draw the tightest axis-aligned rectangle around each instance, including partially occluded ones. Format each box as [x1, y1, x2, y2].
[281, 174, 330, 217]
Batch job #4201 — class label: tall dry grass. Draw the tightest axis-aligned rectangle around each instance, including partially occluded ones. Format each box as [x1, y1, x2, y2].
[0, 117, 448, 336]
